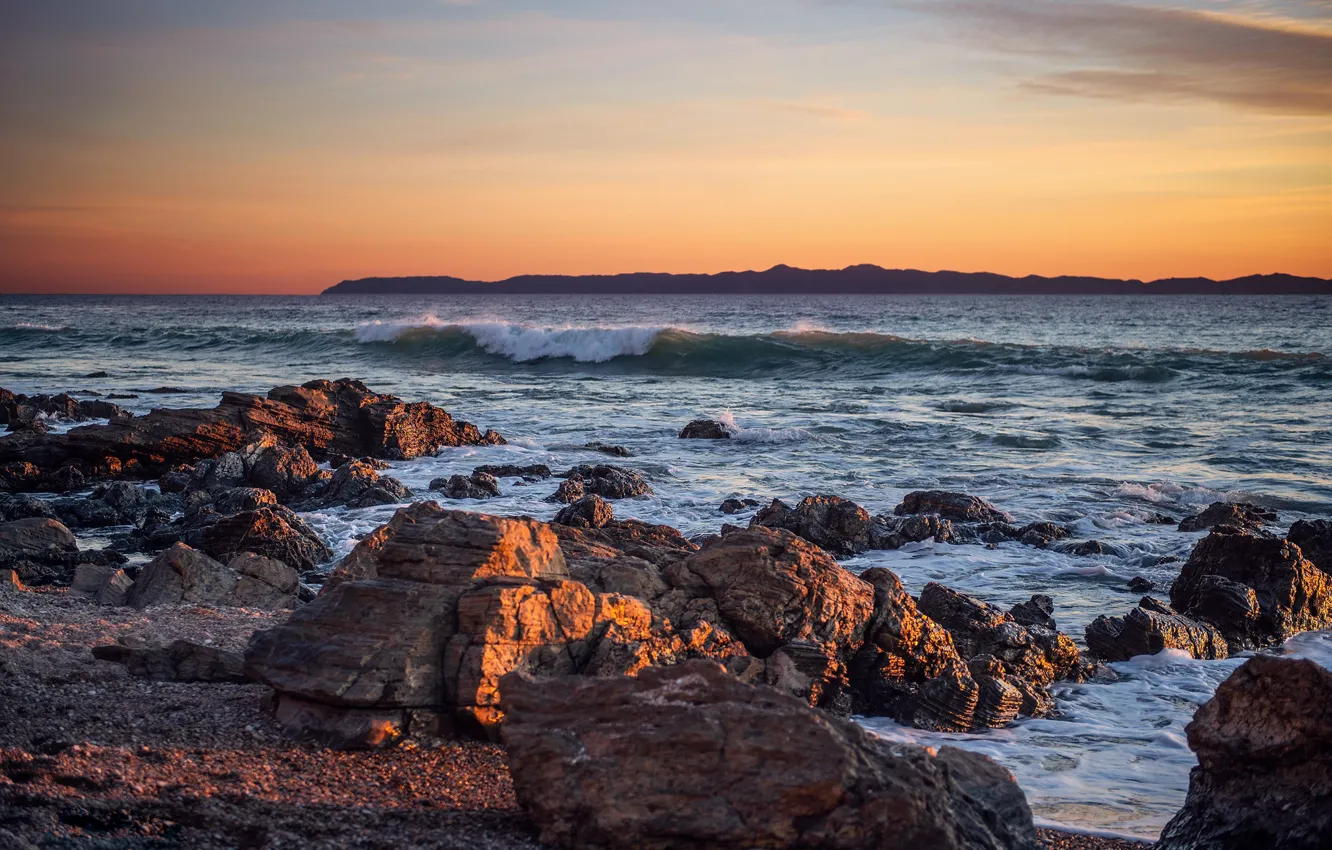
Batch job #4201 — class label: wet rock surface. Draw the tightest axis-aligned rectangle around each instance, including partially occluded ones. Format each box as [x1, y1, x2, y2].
[679, 419, 732, 439]
[1158, 655, 1332, 850]
[501, 660, 1039, 850]
[549, 465, 652, 502]
[1085, 597, 1230, 662]
[1177, 501, 1276, 533]
[433, 470, 502, 500]
[895, 490, 1014, 524]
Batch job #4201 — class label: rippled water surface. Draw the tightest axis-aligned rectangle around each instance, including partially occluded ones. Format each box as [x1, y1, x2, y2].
[4, 293, 1331, 839]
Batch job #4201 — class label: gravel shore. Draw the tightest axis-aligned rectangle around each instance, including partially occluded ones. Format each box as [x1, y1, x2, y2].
[1, 587, 1153, 849]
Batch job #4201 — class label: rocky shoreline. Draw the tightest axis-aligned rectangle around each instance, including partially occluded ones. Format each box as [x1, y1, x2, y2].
[3, 380, 1330, 848]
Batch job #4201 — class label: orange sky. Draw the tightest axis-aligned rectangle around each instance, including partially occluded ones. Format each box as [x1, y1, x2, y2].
[2, 1, 1330, 294]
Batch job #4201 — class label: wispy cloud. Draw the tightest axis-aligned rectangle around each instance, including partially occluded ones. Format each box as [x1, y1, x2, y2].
[909, 0, 1332, 113]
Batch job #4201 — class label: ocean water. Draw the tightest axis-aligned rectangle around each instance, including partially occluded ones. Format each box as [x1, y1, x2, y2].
[4, 293, 1332, 839]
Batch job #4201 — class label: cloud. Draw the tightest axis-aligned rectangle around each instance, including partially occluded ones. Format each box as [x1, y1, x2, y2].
[910, 0, 1332, 114]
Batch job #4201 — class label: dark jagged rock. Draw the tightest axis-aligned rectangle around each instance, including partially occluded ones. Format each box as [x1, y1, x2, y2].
[0, 389, 126, 430]
[553, 495, 614, 529]
[872, 514, 956, 549]
[1178, 501, 1276, 533]
[1009, 594, 1056, 630]
[719, 497, 760, 515]
[584, 442, 631, 457]
[1158, 656, 1332, 850]
[295, 460, 412, 510]
[917, 583, 1089, 717]
[473, 463, 551, 481]
[679, 419, 732, 439]
[213, 486, 279, 515]
[53, 481, 167, 529]
[749, 494, 877, 556]
[92, 639, 249, 683]
[1085, 597, 1230, 662]
[431, 471, 501, 500]
[240, 439, 323, 501]
[0, 379, 502, 491]
[1128, 576, 1156, 593]
[1016, 522, 1070, 547]
[0, 493, 57, 523]
[200, 507, 333, 571]
[1170, 527, 1332, 649]
[500, 660, 1039, 850]
[1289, 518, 1332, 573]
[552, 465, 652, 501]
[895, 490, 1013, 523]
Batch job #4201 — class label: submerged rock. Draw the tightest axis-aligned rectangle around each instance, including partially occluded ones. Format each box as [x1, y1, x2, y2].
[500, 660, 1038, 850]
[679, 419, 732, 439]
[431, 471, 501, 500]
[895, 490, 1014, 524]
[1158, 656, 1332, 850]
[1178, 501, 1276, 533]
[473, 463, 551, 481]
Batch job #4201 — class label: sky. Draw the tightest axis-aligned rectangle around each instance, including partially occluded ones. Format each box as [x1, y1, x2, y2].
[1, 0, 1330, 294]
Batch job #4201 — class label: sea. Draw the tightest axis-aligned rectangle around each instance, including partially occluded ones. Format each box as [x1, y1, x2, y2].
[4, 293, 1332, 840]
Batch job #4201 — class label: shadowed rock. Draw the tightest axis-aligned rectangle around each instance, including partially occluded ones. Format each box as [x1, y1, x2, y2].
[1178, 501, 1276, 533]
[553, 495, 615, 529]
[895, 491, 1013, 523]
[92, 639, 249, 683]
[500, 660, 1038, 850]
[1085, 597, 1230, 662]
[1289, 518, 1332, 573]
[679, 419, 731, 439]
[1158, 656, 1332, 850]
[750, 495, 877, 556]
[432, 471, 501, 500]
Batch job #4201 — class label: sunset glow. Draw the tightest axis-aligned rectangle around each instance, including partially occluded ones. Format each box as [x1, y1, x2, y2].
[2, 0, 1330, 293]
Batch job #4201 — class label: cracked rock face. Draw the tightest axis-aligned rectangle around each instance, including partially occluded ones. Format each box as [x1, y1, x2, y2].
[500, 660, 1039, 850]
[1158, 656, 1332, 850]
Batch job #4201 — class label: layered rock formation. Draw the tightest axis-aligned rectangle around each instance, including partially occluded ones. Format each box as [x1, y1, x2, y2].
[1085, 598, 1230, 662]
[247, 503, 1091, 747]
[500, 660, 1038, 850]
[0, 379, 502, 491]
[1158, 656, 1332, 850]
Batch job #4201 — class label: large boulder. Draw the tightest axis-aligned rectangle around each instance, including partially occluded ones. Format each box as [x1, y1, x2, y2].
[500, 660, 1038, 850]
[1158, 656, 1332, 850]
[125, 543, 237, 608]
[1170, 528, 1332, 649]
[1085, 597, 1230, 662]
[1178, 501, 1276, 533]
[0, 379, 503, 490]
[895, 490, 1013, 523]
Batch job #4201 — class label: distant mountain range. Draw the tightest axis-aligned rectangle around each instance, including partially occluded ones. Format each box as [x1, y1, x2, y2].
[323, 265, 1332, 296]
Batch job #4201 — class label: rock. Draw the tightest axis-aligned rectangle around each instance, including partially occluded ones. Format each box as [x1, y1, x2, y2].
[473, 464, 551, 481]
[0, 517, 77, 562]
[2, 569, 26, 592]
[1128, 576, 1156, 593]
[546, 478, 585, 504]
[895, 490, 1013, 523]
[1158, 656, 1332, 850]
[917, 583, 1088, 717]
[226, 552, 300, 609]
[125, 543, 236, 608]
[1170, 527, 1332, 649]
[749, 494, 877, 557]
[241, 439, 322, 501]
[553, 465, 652, 501]
[1009, 595, 1056, 630]
[245, 509, 575, 745]
[95, 569, 134, 606]
[321, 501, 443, 592]
[213, 486, 278, 514]
[584, 442, 631, 457]
[1016, 522, 1070, 547]
[1085, 598, 1230, 662]
[1178, 501, 1276, 533]
[500, 660, 1038, 850]
[679, 419, 732, 439]
[70, 563, 120, 597]
[872, 513, 956, 549]
[432, 471, 501, 500]
[719, 497, 760, 515]
[200, 506, 333, 571]
[1288, 518, 1332, 573]
[0, 518, 79, 586]
[296, 460, 411, 509]
[1057, 540, 1112, 557]
[0, 379, 503, 490]
[553, 495, 614, 529]
[92, 639, 249, 683]
[54, 481, 164, 529]
[0, 493, 57, 522]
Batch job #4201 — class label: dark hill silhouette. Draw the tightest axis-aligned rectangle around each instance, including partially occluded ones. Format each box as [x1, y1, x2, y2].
[322, 266, 1331, 296]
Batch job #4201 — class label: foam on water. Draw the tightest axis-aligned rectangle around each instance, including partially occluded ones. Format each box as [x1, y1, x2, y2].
[5, 292, 1332, 839]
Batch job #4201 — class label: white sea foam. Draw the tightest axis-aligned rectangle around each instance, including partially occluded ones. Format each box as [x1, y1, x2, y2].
[716, 410, 814, 445]
[12, 322, 70, 332]
[355, 316, 672, 362]
[1114, 480, 1259, 509]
